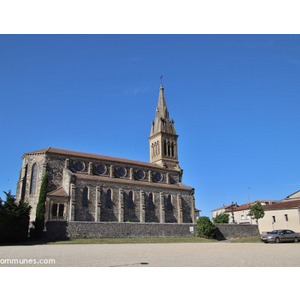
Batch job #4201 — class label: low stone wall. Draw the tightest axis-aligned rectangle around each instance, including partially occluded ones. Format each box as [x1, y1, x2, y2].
[215, 224, 259, 240]
[45, 221, 197, 241]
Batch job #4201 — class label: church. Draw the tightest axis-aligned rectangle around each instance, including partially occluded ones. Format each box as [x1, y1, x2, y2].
[16, 84, 196, 228]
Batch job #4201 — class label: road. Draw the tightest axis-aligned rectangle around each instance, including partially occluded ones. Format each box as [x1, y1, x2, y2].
[1, 242, 300, 267]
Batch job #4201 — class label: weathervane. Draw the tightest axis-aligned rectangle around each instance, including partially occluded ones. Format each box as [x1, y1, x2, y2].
[160, 75, 163, 85]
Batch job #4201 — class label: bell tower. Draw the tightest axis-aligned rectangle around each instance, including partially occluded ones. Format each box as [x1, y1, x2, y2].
[148, 84, 180, 170]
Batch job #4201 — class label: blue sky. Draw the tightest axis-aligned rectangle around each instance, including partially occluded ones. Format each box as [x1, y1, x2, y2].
[1, 34, 300, 218]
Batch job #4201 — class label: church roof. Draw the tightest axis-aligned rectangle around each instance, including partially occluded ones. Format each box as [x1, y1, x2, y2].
[23, 147, 178, 172]
[75, 173, 194, 192]
[47, 187, 68, 197]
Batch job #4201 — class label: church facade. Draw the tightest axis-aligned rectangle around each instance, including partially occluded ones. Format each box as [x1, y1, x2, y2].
[16, 84, 196, 226]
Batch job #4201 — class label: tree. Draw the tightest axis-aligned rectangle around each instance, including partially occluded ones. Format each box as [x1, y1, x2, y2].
[34, 172, 48, 239]
[248, 201, 265, 223]
[0, 190, 31, 243]
[196, 216, 216, 239]
[213, 213, 229, 224]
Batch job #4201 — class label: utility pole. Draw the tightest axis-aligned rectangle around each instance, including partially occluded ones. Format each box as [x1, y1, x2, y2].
[248, 187, 251, 224]
[248, 187, 251, 202]
[231, 201, 235, 224]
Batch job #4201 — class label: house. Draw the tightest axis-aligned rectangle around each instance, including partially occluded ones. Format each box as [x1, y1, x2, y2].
[258, 199, 300, 234]
[211, 203, 237, 220]
[224, 200, 279, 225]
[211, 190, 300, 235]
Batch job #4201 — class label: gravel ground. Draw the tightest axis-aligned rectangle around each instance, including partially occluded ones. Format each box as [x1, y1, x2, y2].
[1, 242, 300, 267]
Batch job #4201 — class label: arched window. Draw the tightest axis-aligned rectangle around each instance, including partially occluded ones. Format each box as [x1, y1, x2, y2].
[149, 193, 154, 210]
[164, 140, 167, 156]
[83, 187, 88, 206]
[167, 195, 172, 210]
[107, 189, 112, 208]
[30, 164, 38, 194]
[171, 142, 174, 157]
[129, 191, 133, 208]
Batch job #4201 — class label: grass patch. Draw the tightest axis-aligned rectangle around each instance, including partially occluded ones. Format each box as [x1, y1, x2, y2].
[52, 236, 218, 244]
[229, 236, 261, 243]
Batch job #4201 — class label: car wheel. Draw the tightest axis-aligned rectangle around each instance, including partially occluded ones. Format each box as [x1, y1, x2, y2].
[275, 237, 280, 243]
[294, 237, 299, 243]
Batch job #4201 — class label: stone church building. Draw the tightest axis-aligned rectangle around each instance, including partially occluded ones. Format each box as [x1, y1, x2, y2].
[16, 84, 196, 228]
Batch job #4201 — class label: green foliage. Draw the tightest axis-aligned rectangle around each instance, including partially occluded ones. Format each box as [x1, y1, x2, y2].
[213, 213, 229, 224]
[196, 216, 216, 239]
[34, 172, 49, 239]
[0, 190, 31, 243]
[248, 202, 265, 223]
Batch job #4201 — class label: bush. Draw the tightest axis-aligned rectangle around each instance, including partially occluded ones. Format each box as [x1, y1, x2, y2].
[213, 213, 229, 224]
[0, 191, 31, 243]
[196, 216, 216, 239]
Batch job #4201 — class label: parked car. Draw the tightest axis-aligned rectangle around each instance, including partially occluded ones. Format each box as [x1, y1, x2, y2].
[261, 229, 300, 243]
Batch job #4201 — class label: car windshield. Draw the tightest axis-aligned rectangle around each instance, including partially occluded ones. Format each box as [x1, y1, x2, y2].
[269, 230, 280, 234]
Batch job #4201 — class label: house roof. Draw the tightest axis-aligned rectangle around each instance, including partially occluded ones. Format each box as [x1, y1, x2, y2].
[23, 147, 177, 172]
[262, 199, 300, 211]
[211, 204, 236, 212]
[224, 205, 248, 213]
[240, 200, 280, 206]
[224, 199, 300, 212]
[224, 200, 280, 213]
[285, 189, 300, 199]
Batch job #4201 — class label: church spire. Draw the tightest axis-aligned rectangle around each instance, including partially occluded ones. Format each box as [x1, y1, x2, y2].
[148, 83, 180, 170]
[152, 84, 176, 135]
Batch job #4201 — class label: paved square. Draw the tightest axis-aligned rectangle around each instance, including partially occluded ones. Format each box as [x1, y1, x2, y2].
[1, 242, 300, 267]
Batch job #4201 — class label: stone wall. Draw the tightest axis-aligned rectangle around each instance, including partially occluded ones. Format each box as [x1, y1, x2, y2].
[215, 224, 259, 240]
[45, 221, 197, 241]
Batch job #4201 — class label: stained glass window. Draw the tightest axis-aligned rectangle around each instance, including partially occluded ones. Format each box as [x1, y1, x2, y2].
[30, 164, 38, 194]
[74, 161, 84, 171]
[149, 193, 154, 210]
[129, 191, 133, 208]
[97, 164, 106, 174]
[155, 172, 161, 181]
[167, 195, 172, 210]
[118, 167, 125, 177]
[107, 189, 112, 208]
[83, 187, 88, 206]
[137, 170, 144, 179]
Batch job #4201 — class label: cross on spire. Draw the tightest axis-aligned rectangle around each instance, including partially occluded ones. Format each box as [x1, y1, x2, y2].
[160, 75, 163, 85]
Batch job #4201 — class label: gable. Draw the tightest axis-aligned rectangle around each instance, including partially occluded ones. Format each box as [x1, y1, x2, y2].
[286, 190, 300, 200]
